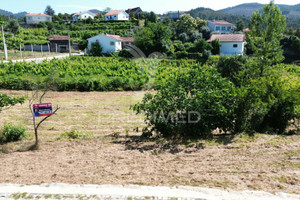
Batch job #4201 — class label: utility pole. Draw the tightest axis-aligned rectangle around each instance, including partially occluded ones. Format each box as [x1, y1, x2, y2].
[68, 32, 71, 57]
[1, 25, 8, 60]
[19, 43, 22, 57]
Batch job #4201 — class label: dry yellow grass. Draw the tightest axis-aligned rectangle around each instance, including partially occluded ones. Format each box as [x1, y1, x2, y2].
[0, 90, 299, 194]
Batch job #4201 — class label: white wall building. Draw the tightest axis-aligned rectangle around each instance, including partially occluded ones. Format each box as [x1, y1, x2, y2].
[207, 20, 234, 34]
[105, 10, 129, 21]
[72, 11, 96, 22]
[87, 34, 134, 54]
[25, 14, 52, 24]
[87, 34, 121, 54]
[207, 34, 246, 55]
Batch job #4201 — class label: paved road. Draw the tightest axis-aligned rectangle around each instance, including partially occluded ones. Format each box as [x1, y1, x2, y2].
[0, 183, 299, 200]
[1, 53, 84, 64]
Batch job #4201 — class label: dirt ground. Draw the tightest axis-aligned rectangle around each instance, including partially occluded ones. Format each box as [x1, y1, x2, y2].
[0, 90, 299, 194]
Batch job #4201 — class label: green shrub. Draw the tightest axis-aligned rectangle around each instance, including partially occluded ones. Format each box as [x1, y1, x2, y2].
[216, 55, 248, 86]
[90, 42, 103, 56]
[0, 124, 27, 144]
[60, 129, 91, 139]
[133, 64, 237, 139]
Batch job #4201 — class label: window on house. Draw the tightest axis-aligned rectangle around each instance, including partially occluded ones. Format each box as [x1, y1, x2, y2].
[233, 44, 238, 48]
[222, 26, 226, 31]
[110, 41, 115, 46]
[216, 26, 220, 31]
[227, 26, 231, 30]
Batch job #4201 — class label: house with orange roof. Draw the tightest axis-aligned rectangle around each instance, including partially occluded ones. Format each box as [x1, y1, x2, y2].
[87, 34, 134, 54]
[72, 11, 96, 22]
[207, 20, 234, 34]
[25, 13, 52, 24]
[207, 34, 246, 55]
[105, 10, 129, 21]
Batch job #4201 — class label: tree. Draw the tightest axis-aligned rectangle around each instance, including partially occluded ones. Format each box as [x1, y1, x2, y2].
[162, 16, 171, 26]
[90, 42, 103, 56]
[0, 93, 25, 113]
[247, 0, 286, 76]
[28, 90, 60, 147]
[44, 5, 55, 16]
[134, 22, 172, 56]
[103, 7, 112, 13]
[175, 14, 197, 35]
[211, 39, 221, 55]
[78, 39, 88, 51]
[199, 26, 211, 40]
[236, 19, 245, 32]
[6, 19, 20, 34]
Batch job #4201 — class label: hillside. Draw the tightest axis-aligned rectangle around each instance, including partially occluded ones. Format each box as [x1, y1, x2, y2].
[0, 9, 27, 18]
[219, 3, 300, 18]
[189, 4, 300, 29]
[188, 7, 249, 25]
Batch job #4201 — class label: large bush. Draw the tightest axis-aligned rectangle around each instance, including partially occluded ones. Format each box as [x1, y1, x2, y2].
[133, 64, 237, 138]
[216, 56, 300, 133]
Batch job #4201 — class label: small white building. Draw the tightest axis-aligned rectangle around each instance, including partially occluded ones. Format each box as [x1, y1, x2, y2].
[72, 11, 96, 22]
[207, 20, 234, 34]
[105, 10, 129, 21]
[25, 14, 52, 24]
[87, 34, 134, 54]
[207, 34, 246, 55]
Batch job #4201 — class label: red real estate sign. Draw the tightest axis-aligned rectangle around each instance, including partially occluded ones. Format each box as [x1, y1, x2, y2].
[33, 103, 53, 117]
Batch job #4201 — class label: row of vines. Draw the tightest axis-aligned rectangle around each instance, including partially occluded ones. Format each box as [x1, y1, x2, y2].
[0, 57, 149, 91]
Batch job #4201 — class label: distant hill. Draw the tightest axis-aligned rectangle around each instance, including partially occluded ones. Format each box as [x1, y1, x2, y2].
[88, 9, 102, 14]
[0, 9, 27, 18]
[219, 3, 300, 18]
[188, 4, 300, 29]
[188, 7, 249, 24]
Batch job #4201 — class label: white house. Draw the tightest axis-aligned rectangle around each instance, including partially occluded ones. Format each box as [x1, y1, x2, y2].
[25, 14, 52, 24]
[105, 10, 129, 21]
[207, 34, 246, 55]
[72, 11, 96, 22]
[87, 34, 134, 54]
[207, 20, 234, 34]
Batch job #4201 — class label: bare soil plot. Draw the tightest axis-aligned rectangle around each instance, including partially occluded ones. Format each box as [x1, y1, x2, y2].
[0, 90, 299, 194]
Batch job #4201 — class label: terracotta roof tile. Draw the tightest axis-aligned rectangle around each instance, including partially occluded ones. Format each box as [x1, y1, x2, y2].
[207, 34, 246, 42]
[106, 34, 134, 42]
[105, 10, 123, 16]
[208, 20, 233, 26]
[26, 13, 51, 17]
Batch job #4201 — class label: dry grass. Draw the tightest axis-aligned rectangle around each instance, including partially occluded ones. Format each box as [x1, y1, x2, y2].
[0, 90, 299, 194]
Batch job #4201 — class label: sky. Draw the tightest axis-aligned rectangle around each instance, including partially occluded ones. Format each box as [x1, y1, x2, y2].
[2, 0, 300, 14]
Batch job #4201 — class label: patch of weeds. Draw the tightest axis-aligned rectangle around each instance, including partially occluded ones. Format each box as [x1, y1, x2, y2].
[11, 193, 21, 200]
[283, 149, 300, 159]
[53, 194, 61, 199]
[44, 194, 53, 199]
[76, 194, 87, 200]
[58, 129, 92, 140]
[125, 128, 129, 136]
[274, 160, 300, 170]
[266, 137, 282, 147]
[236, 133, 256, 143]
[274, 176, 288, 184]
